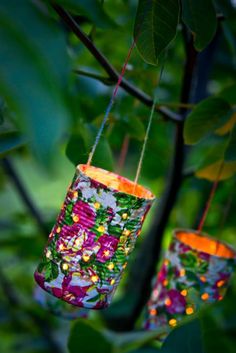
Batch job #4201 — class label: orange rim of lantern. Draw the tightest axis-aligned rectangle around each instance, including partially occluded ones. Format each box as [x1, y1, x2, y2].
[144, 228, 236, 337]
[34, 164, 155, 309]
[174, 229, 236, 260]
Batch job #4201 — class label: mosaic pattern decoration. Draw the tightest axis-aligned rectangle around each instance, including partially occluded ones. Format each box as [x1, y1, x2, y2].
[34, 164, 155, 309]
[34, 285, 89, 320]
[145, 229, 236, 337]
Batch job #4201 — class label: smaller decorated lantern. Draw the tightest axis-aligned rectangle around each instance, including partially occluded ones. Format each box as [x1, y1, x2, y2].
[145, 229, 236, 337]
[34, 165, 155, 309]
[34, 285, 89, 320]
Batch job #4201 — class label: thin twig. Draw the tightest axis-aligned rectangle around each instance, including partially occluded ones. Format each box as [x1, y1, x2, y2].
[53, 4, 182, 124]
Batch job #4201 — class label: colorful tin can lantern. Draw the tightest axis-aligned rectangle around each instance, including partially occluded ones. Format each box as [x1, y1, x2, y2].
[145, 229, 236, 336]
[34, 164, 155, 309]
[34, 285, 89, 320]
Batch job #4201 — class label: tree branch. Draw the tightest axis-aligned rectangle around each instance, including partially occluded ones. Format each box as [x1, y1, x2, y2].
[53, 4, 182, 124]
[1, 158, 48, 237]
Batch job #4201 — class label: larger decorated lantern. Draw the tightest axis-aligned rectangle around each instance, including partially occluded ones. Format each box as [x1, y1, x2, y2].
[34, 164, 155, 309]
[144, 229, 236, 337]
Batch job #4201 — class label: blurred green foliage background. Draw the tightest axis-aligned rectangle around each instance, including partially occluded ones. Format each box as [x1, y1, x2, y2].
[0, 0, 236, 352]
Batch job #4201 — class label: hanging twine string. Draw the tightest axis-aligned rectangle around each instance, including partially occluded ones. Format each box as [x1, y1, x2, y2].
[133, 63, 166, 187]
[87, 39, 137, 166]
[133, 97, 157, 186]
[197, 160, 225, 232]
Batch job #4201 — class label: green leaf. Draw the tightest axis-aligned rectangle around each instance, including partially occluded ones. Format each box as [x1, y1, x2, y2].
[224, 128, 236, 164]
[218, 83, 236, 105]
[53, 0, 115, 29]
[68, 320, 113, 353]
[196, 159, 236, 181]
[161, 319, 204, 353]
[184, 97, 232, 145]
[195, 128, 236, 181]
[0, 131, 26, 157]
[199, 296, 236, 353]
[66, 124, 114, 171]
[0, 1, 70, 163]
[122, 116, 145, 141]
[51, 261, 59, 280]
[104, 329, 162, 353]
[66, 133, 88, 166]
[222, 22, 236, 67]
[134, 0, 180, 65]
[215, 112, 236, 136]
[181, 0, 217, 51]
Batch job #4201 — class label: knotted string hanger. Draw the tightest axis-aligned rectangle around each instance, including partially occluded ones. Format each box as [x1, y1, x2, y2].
[87, 39, 137, 166]
[197, 160, 225, 232]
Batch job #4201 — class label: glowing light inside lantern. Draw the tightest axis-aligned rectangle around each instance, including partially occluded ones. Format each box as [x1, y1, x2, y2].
[176, 231, 235, 258]
[59, 244, 64, 251]
[200, 276, 207, 283]
[217, 280, 225, 288]
[79, 165, 155, 200]
[82, 254, 90, 262]
[186, 307, 194, 315]
[107, 262, 114, 270]
[169, 319, 177, 327]
[91, 275, 99, 283]
[165, 298, 172, 306]
[73, 191, 78, 198]
[62, 263, 69, 271]
[201, 293, 209, 301]
[150, 308, 157, 316]
[94, 202, 100, 209]
[72, 215, 79, 223]
[125, 247, 130, 255]
[164, 259, 170, 266]
[104, 250, 110, 257]
[163, 279, 169, 287]
[46, 250, 52, 258]
[97, 225, 105, 233]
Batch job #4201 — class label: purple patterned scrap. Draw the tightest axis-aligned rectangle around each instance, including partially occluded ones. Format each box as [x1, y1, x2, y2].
[145, 229, 236, 337]
[34, 165, 155, 309]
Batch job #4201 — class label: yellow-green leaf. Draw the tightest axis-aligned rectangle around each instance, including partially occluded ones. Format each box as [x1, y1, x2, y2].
[184, 97, 232, 145]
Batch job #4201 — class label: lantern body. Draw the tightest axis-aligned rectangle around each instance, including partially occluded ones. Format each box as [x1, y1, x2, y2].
[34, 285, 89, 320]
[34, 165, 155, 309]
[145, 229, 236, 336]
